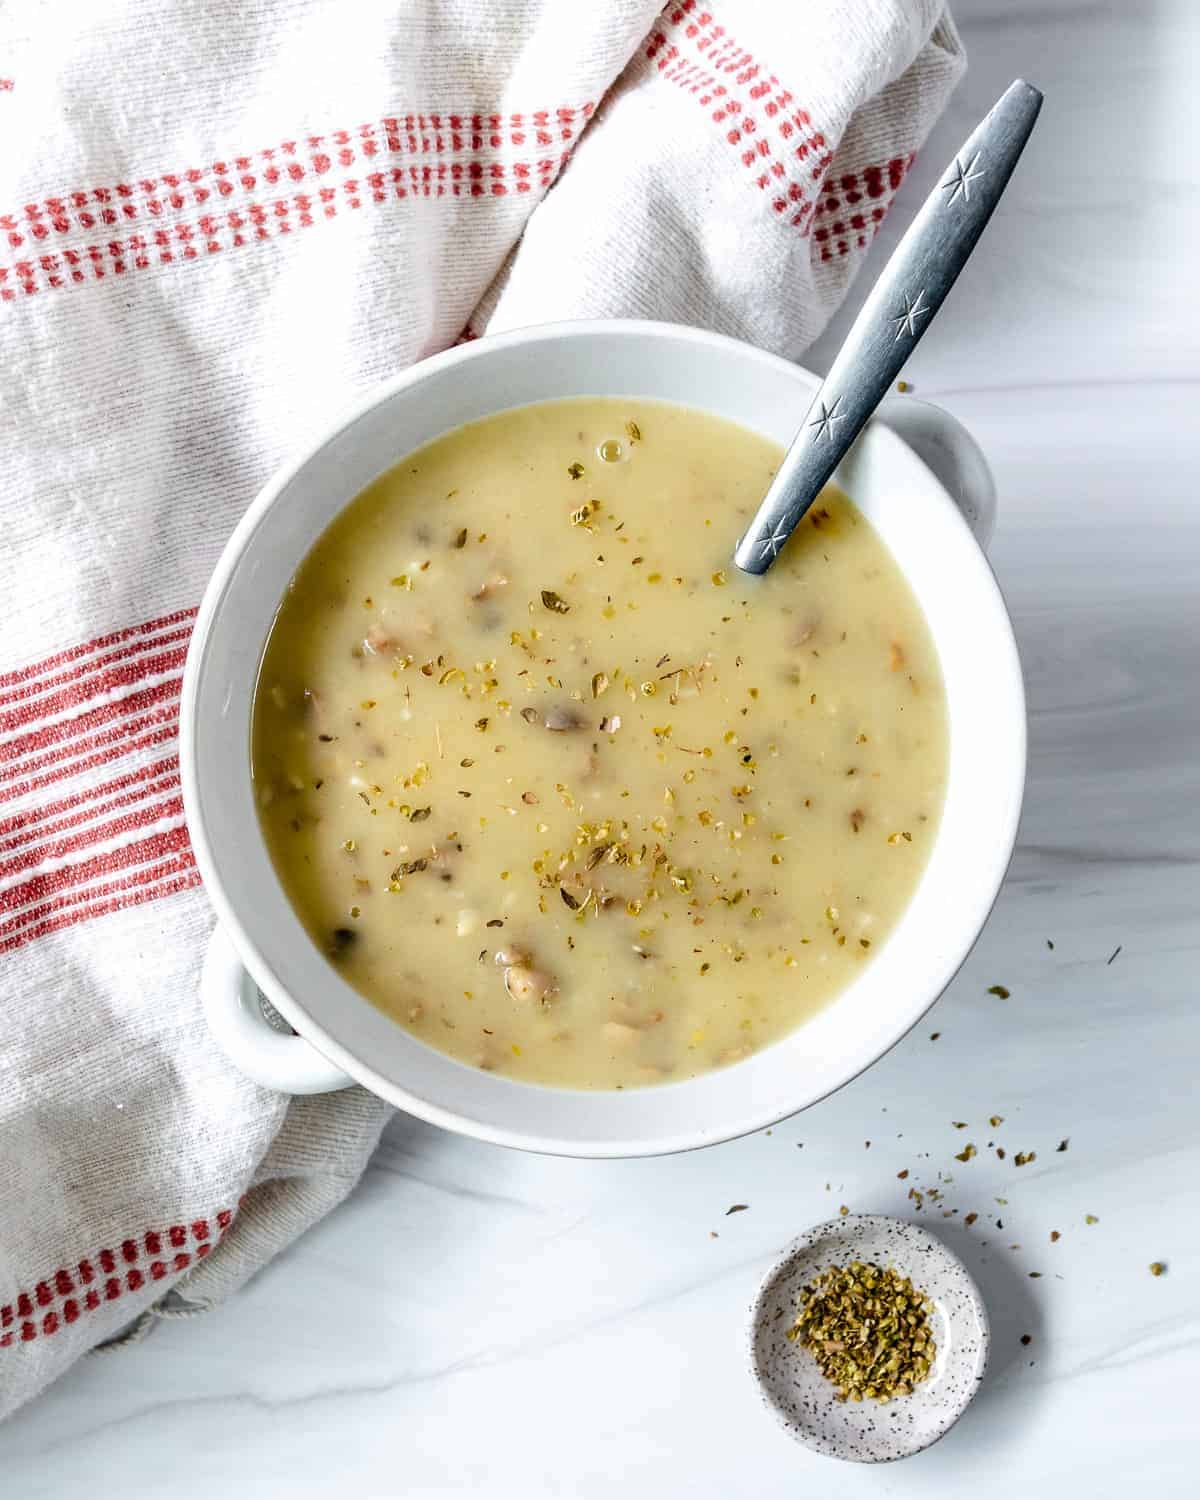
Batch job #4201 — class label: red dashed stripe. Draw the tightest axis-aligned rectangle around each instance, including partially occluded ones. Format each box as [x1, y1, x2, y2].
[2, 110, 588, 242]
[2, 157, 574, 299]
[0, 757, 179, 850]
[1, 158, 573, 298]
[645, 1, 915, 252]
[0, 822, 192, 932]
[810, 155, 915, 260]
[0, 683, 181, 794]
[0, 105, 593, 300]
[646, 1, 830, 228]
[0, 609, 201, 949]
[0, 717, 182, 806]
[0, 644, 187, 735]
[0, 622, 193, 711]
[0, 849, 197, 950]
[0, 609, 196, 693]
[0, 1210, 234, 1348]
[0, 790, 183, 879]
[810, 157, 913, 220]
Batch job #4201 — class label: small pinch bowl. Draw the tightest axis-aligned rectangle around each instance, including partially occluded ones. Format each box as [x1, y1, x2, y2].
[748, 1214, 989, 1462]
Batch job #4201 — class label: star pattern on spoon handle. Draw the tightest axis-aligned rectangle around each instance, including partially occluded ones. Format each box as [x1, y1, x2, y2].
[808, 396, 847, 442]
[942, 151, 985, 205]
[757, 519, 791, 562]
[889, 289, 930, 341]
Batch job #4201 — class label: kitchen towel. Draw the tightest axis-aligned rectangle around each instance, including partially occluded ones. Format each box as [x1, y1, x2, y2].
[0, 0, 963, 1418]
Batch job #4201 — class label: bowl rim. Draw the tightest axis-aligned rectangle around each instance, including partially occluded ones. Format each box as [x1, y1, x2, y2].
[746, 1212, 991, 1462]
[181, 317, 1026, 1157]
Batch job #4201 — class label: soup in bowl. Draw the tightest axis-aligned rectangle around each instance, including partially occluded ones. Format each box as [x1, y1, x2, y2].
[181, 321, 1024, 1155]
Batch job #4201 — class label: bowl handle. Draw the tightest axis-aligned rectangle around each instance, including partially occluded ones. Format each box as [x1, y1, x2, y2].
[876, 397, 997, 550]
[200, 923, 355, 1094]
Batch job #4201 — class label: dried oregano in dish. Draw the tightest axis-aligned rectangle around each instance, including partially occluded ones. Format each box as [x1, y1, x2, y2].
[787, 1260, 936, 1403]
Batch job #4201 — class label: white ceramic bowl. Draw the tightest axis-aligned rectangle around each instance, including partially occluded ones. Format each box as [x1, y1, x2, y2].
[180, 320, 1025, 1157]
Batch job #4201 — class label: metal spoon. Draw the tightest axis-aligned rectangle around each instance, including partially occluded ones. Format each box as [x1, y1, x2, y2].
[733, 78, 1043, 576]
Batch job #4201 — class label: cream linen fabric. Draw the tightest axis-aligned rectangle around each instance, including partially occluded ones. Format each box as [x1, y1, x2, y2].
[0, 0, 962, 1418]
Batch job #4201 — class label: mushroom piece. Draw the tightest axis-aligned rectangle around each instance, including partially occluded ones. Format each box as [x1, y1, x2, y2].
[326, 927, 357, 959]
[609, 1003, 665, 1030]
[363, 623, 395, 655]
[791, 616, 820, 648]
[301, 687, 332, 734]
[521, 704, 584, 732]
[503, 965, 558, 1005]
[543, 705, 584, 732]
[471, 574, 510, 602]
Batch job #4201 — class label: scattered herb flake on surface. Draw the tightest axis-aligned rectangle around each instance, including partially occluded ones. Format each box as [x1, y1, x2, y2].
[1149, 1261, 1167, 1277]
[1085, 1214, 1099, 1225]
[725, 1203, 749, 1216]
[1107, 945, 1122, 965]
[541, 589, 570, 613]
[988, 984, 1010, 999]
[567, 462, 585, 480]
[1056, 1138, 1069, 1152]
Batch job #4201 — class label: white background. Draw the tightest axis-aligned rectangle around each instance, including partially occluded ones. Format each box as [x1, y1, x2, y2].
[2, 0, 1197, 1492]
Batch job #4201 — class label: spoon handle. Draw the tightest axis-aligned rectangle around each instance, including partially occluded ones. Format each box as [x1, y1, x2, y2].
[734, 78, 1043, 576]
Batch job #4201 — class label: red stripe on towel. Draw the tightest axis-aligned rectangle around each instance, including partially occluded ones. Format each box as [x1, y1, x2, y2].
[0, 1211, 234, 1347]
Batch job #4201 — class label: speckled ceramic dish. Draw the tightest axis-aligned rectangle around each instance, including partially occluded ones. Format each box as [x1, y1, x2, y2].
[748, 1214, 989, 1462]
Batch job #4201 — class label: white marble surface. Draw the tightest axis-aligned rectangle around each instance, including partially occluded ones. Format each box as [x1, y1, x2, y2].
[3, 2, 1197, 1492]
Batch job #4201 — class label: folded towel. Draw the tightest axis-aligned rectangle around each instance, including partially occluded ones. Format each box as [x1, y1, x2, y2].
[0, 0, 963, 1418]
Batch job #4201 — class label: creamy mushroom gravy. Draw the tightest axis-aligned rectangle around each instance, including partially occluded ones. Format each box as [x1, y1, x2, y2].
[252, 399, 947, 1089]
